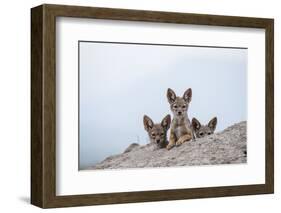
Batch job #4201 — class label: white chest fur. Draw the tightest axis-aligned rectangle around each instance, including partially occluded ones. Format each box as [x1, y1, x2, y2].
[174, 125, 187, 139]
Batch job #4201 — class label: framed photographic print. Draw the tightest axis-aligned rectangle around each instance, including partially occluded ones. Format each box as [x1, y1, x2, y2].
[31, 4, 274, 208]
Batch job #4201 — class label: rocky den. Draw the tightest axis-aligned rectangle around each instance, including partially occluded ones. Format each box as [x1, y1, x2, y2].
[88, 121, 247, 170]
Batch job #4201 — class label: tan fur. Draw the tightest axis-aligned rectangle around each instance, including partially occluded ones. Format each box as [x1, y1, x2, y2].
[166, 88, 193, 150]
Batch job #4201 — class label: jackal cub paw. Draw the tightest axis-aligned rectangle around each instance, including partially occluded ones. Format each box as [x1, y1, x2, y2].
[176, 139, 185, 146]
[166, 144, 174, 150]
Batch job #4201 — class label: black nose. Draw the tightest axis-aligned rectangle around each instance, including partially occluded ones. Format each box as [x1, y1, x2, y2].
[177, 112, 182, 115]
[156, 139, 160, 143]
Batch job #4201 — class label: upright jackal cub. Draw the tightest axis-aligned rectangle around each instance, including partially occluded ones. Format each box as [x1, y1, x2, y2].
[192, 117, 217, 138]
[143, 115, 171, 149]
[166, 88, 193, 150]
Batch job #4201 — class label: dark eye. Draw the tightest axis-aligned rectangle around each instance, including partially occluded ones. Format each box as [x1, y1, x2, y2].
[160, 133, 164, 136]
[151, 133, 155, 137]
[182, 105, 186, 108]
[174, 105, 178, 109]
[199, 132, 204, 136]
[207, 132, 212, 135]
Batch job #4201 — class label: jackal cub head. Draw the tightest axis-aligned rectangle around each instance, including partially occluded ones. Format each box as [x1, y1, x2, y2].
[143, 115, 171, 148]
[167, 88, 192, 118]
[191, 117, 217, 138]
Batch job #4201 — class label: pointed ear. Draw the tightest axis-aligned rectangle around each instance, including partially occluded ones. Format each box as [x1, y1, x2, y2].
[208, 117, 217, 131]
[167, 88, 176, 104]
[192, 117, 201, 131]
[183, 88, 192, 103]
[143, 115, 154, 132]
[161, 114, 171, 130]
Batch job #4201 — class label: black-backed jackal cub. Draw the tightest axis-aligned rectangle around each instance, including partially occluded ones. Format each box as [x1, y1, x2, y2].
[166, 88, 193, 150]
[143, 115, 171, 149]
[191, 117, 217, 138]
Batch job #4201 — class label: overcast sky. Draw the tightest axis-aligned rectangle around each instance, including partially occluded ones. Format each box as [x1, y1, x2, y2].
[79, 42, 247, 169]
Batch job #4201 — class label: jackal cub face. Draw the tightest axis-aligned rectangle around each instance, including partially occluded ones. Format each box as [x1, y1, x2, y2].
[167, 88, 192, 118]
[192, 117, 217, 138]
[143, 115, 171, 148]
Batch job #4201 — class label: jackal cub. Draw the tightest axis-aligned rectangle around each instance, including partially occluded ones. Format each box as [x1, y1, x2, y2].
[191, 117, 217, 138]
[166, 88, 193, 150]
[143, 114, 171, 149]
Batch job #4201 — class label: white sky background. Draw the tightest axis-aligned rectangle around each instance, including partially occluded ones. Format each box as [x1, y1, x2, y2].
[79, 42, 247, 169]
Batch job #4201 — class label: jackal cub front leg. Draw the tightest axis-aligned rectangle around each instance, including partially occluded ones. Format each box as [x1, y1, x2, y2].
[167, 130, 176, 150]
[176, 129, 192, 146]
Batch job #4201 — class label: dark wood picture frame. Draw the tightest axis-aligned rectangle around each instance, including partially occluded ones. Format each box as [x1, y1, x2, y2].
[31, 4, 274, 208]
